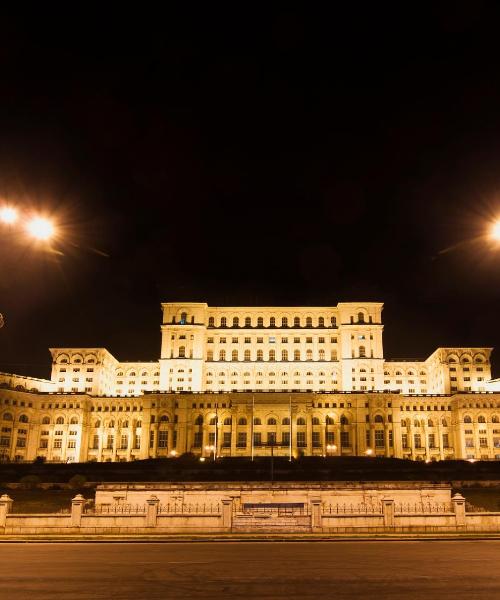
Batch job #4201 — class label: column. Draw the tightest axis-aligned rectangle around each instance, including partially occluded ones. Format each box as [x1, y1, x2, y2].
[0, 494, 13, 528]
[71, 494, 85, 527]
[452, 493, 466, 527]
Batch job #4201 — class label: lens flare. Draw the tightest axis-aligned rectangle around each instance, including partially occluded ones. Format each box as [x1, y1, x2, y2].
[26, 216, 54, 241]
[492, 220, 500, 241]
[0, 207, 18, 224]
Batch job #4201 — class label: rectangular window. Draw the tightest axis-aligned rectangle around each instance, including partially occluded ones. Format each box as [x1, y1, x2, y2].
[297, 431, 306, 447]
[414, 434, 422, 449]
[237, 432, 247, 448]
[326, 431, 335, 445]
[402, 434, 408, 449]
[149, 430, 155, 448]
[388, 430, 393, 447]
[53, 439, 62, 449]
[428, 433, 436, 448]
[223, 432, 231, 447]
[366, 430, 371, 446]
[479, 437, 488, 448]
[340, 431, 350, 447]
[16, 437, 26, 448]
[375, 430, 384, 448]
[39, 438, 49, 449]
[92, 434, 99, 449]
[312, 431, 321, 448]
[158, 431, 168, 448]
[68, 440, 76, 449]
[442, 433, 449, 448]
[253, 432, 262, 446]
[267, 432, 276, 445]
[282, 431, 290, 446]
[193, 432, 202, 448]
[106, 435, 114, 450]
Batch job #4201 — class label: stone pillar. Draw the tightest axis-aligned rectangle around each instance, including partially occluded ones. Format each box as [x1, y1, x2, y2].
[221, 498, 233, 530]
[71, 494, 85, 527]
[0, 494, 13, 527]
[311, 498, 322, 532]
[452, 493, 466, 527]
[382, 499, 395, 528]
[146, 495, 160, 527]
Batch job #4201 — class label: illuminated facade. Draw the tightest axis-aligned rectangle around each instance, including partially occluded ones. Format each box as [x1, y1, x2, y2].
[0, 301, 499, 463]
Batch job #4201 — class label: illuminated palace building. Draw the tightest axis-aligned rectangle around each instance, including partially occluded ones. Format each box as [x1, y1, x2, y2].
[1, 302, 500, 463]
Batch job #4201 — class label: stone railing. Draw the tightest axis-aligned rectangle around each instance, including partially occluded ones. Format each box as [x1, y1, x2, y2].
[0, 493, 499, 536]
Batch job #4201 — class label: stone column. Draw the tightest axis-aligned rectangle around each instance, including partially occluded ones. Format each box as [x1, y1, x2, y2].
[71, 494, 85, 527]
[452, 493, 466, 527]
[311, 498, 322, 532]
[382, 499, 395, 528]
[0, 494, 13, 527]
[221, 498, 233, 530]
[146, 495, 160, 527]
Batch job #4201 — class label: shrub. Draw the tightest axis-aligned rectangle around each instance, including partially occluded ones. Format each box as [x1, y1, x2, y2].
[68, 474, 87, 489]
[19, 474, 41, 490]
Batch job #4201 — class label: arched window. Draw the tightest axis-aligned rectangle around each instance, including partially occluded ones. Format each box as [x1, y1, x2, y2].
[233, 317, 239, 327]
[94, 419, 101, 428]
[294, 316, 300, 327]
[209, 417, 217, 425]
[245, 317, 252, 327]
[18, 414, 28, 423]
[56, 416, 64, 425]
[207, 350, 214, 361]
[318, 317, 325, 327]
[195, 415, 203, 426]
[270, 317, 276, 327]
[442, 418, 448, 427]
[475, 355, 484, 363]
[42, 416, 50, 424]
[478, 415, 486, 423]
[296, 417, 306, 425]
[326, 416, 335, 425]
[312, 417, 320, 425]
[232, 350, 238, 361]
[492, 415, 499, 424]
[294, 350, 301, 361]
[462, 356, 470, 363]
[427, 419, 434, 427]
[374, 415, 383, 423]
[122, 420, 129, 427]
[306, 349, 313, 361]
[282, 350, 288, 361]
[70, 417, 78, 424]
[257, 350, 263, 361]
[238, 417, 247, 426]
[109, 420, 115, 428]
[401, 419, 407, 428]
[267, 417, 277, 425]
[180, 312, 187, 324]
[359, 346, 366, 358]
[208, 316, 215, 327]
[269, 349, 276, 361]
[282, 417, 290, 425]
[129, 371, 136, 377]
[413, 419, 420, 427]
[331, 316, 336, 327]
[257, 317, 264, 327]
[160, 415, 169, 423]
[282, 317, 288, 327]
[178, 346, 186, 358]
[464, 415, 472, 423]
[340, 416, 349, 425]
[220, 316, 227, 327]
[253, 417, 261, 425]
[223, 417, 232, 425]
[306, 317, 312, 327]
[219, 350, 226, 361]
[358, 312, 365, 323]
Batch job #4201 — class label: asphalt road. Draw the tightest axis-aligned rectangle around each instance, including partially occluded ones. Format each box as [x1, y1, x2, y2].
[1, 540, 499, 599]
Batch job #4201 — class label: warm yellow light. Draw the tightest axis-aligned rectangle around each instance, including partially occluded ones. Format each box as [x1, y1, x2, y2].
[0, 207, 18, 224]
[199, 457, 206, 462]
[492, 220, 500, 241]
[365, 448, 373, 456]
[26, 216, 54, 241]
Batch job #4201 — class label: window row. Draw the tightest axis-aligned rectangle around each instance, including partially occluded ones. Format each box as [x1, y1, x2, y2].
[205, 349, 337, 361]
[206, 316, 338, 328]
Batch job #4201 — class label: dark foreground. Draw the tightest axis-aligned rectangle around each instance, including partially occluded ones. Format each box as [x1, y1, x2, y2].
[1, 541, 499, 599]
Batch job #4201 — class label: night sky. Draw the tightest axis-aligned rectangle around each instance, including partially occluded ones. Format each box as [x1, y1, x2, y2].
[1, 4, 500, 379]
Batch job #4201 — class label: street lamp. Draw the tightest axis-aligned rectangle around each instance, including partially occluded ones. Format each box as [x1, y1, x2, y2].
[0, 205, 55, 241]
[0, 207, 18, 224]
[205, 444, 216, 461]
[326, 443, 337, 456]
[492, 220, 500, 242]
[365, 448, 374, 456]
[26, 216, 54, 241]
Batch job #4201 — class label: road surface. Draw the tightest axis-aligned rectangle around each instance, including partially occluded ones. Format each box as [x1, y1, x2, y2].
[0, 540, 499, 599]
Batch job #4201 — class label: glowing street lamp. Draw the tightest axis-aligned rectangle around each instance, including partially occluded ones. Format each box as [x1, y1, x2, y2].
[205, 444, 216, 461]
[326, 443, 337, 456]
[365, 448, 374, 456]
[26, 216, 54, 241]
[492, 220, 500, 242]
[0, 207, 18, 224]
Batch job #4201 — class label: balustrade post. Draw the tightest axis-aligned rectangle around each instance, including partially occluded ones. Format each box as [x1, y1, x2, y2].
[71, 494, 85, 527]
[382, 498, 395, 528]
[221, 498, 233, 530]
[146, 495, 159, 527]
[0, 494, 13, 528]
[452, 493, 466, 527]
[311, 498, 322, 532]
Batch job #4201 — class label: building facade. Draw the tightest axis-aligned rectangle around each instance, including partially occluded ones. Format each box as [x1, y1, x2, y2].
[0, 301, 499, 463]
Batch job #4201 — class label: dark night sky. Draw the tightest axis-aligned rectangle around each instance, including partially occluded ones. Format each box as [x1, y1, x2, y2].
[1, 3, 500, 379]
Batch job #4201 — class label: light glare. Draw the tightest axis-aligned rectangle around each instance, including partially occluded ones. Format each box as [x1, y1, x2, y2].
[0, 207, 18, 224]
[492, 220, 500, 241]
[26, 217, 54, 241]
